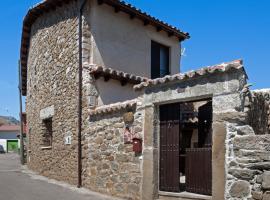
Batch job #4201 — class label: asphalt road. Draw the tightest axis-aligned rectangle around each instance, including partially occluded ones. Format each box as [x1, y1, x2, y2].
[0, 153, 120, 200]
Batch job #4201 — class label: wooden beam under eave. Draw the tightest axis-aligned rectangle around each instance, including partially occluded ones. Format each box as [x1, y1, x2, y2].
[178, 36, 186, 42]
[120, 79, 128, 86]
[156, 26, 162, 32]
[23, 26, 31, 32]
[23, 31, 31, 39]
[143, 20, 149, 26]
[93, 73, 101, 80]
[55, 0, 63, 7]
[114, 6, 120, 13]
[97, 0, 104, 5]
[104, 75, 111, 82]
[20, 54, 27, 60]
[22, 43, 29, 49]
[168, 32, 174, 37]
[21, 47, 28, 54]
[129, 14, 135, 20]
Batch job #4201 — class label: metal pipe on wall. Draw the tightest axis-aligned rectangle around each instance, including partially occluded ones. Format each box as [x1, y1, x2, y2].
[77, 0, 87, 188]
[18, 60, 25, 165]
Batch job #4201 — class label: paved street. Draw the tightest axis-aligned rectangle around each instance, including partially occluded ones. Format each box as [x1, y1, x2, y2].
[0, 153, 120, 200]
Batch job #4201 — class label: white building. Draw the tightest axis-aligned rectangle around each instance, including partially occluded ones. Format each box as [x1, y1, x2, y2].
[0, 125, 20, 152]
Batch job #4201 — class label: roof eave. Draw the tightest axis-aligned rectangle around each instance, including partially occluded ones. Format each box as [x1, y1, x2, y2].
[20, 0, 190, 96]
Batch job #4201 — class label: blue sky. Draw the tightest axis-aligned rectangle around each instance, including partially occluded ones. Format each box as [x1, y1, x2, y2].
[0, 0, 269, 118]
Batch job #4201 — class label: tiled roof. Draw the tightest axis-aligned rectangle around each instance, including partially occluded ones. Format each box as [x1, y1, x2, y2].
[134, 60, 244, 91]
[20, 0, 189, 96]
[88, 65, 148, 85]
[0, 125, 20, 132]
[89, 99, 137, 115]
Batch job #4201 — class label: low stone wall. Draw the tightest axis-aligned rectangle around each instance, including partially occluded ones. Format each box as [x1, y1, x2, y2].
[248, 90, 270, 135]
[225, 123, 270, 200]
[82, 101, 143, 200]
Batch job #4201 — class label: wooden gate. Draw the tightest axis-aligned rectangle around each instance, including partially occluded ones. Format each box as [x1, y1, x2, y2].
[159, 101, 212, 195]
[186, 101, 212, 195]
[185, 148, 212, 195]
[159, 103, 180, 192]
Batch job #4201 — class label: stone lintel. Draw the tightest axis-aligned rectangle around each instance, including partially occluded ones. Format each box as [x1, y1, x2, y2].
[40, 105, 55, 120]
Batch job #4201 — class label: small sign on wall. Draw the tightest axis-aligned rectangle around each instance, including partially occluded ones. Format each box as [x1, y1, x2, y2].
[65, 136, 72, 145]
[64, 132, 72, 145]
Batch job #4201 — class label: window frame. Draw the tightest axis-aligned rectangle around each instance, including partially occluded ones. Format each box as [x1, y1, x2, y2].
[42, 118, 53, 147]
[151, 40, 171, 79]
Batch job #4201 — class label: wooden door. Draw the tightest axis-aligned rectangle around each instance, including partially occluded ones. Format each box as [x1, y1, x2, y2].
[185, 148, 212, 195]
[186, 101, 212, 195]
[159, 103, 180, 192]
[198, 101, 212, 148]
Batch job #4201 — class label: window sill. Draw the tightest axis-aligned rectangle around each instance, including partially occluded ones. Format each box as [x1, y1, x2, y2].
[40, 146, 52, 150]
[159, 191, 212, 200]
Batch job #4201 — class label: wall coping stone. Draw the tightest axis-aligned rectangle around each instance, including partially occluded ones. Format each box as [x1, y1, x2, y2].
[134, 59, 245, 91]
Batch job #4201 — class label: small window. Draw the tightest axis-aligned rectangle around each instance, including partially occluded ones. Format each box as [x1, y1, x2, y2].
[42, 118, 52, 147]
[151, 41, 170, 79]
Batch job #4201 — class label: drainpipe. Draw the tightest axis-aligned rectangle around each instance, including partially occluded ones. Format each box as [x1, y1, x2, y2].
[18, 60, 25, 165]
[77, 0, 87, 188]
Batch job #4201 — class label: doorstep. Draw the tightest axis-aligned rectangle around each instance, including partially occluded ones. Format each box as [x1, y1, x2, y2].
[158, 191, 212, 200]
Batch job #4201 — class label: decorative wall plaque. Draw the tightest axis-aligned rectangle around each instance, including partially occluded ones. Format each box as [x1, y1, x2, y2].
[64, 131, 72, 145]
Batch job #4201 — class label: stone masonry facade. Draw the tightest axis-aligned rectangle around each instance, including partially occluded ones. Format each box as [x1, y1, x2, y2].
[26, 1, 80, 185]
[25, 0, 145, 199]
[24, 0, 270, 199]
[82, 100, 143, 200]
[225, 90, 270, 200]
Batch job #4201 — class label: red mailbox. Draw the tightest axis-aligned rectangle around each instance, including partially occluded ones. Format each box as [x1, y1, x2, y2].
[132, 138, 142, 153]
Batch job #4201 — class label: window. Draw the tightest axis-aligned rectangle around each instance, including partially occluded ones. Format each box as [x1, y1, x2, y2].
[42, 118, 52, 147]
[151, 41, 170, 79]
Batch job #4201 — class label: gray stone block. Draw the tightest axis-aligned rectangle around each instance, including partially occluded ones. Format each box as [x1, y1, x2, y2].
[236, 125, 255, 136]
[262, 171, 270, 190]
[229, 180, 251, 198]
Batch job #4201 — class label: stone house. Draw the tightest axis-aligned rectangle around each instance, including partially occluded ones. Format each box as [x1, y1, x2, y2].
[20, 0, 270, 200]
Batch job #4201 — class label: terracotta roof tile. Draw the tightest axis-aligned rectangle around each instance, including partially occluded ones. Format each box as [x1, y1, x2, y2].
[87, 65, 148, 85]
[89, 99, 137, 115]
[20, 0, 189, 96]
[0, 125, 20, 132]
[134, 60, 245, 90]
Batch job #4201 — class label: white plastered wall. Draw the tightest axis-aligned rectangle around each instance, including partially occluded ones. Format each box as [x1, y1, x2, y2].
[96, 78, 139, 105]
[84, 0, 182, 106]
[0, 139, 7, 151]
[87, 0, 181, 77]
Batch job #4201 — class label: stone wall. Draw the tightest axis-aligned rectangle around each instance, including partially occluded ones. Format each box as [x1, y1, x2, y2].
[225, 89, 270, 200]
[225, 123, 270, 200]
[139, 67, 246, 200]
[248, 90, 270, 135]
[82, 100, 144, 200]
[26, 1, 80, 185]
